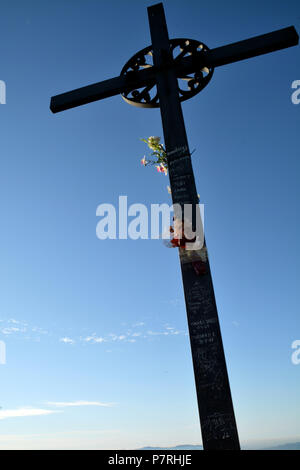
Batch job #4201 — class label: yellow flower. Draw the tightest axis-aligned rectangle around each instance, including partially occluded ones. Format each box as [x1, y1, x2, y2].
[147, 136, 161, 150]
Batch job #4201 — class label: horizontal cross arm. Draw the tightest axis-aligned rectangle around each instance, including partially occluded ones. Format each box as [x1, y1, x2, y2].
[178, 26, 299, 75]
[50, 25, 298, 113]
[50, 67, 156, 113]
[206, 26, 299, 67]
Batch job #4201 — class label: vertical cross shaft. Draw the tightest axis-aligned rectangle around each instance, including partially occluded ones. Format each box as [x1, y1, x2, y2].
[148, 3, 240, 450]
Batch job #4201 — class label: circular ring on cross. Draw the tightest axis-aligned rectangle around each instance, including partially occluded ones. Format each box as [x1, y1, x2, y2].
[120, 38, 214, 108]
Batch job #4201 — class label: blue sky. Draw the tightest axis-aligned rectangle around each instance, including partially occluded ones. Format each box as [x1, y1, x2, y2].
[0, 0, 299, 449]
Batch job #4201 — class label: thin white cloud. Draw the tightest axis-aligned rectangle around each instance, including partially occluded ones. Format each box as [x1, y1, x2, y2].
[147, 330, 169, 336]
[108, 334, 127, 342]
[1, 326, 26, 335]
[84, 336, 93, 342]
[60, 337, 75, 344]
[84, 335, 105, 343]
[0, 317, 184, 347]
[93, 337, 105, 343]
[82, 332, 138, 344]
[46, 401, 114, 408]
[0, 408, 59, 420]
[0, 319, 47, 341]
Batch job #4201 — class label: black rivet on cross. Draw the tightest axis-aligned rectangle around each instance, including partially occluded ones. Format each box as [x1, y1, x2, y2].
[49, 2, 298, 450]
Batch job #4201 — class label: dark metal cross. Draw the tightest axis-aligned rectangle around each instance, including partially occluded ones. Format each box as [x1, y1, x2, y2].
[50, 3, 298, 450]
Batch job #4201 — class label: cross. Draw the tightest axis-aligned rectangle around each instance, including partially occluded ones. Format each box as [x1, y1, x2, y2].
[50, 3, 298, 450]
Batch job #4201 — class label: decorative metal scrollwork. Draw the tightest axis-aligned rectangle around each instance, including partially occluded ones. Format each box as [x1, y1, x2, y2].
[120, 38, 214, 108]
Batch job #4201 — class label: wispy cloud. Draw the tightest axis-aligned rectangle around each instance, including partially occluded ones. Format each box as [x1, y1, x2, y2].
[147, 330, 169, 336]
[84, 335, 105, 343]
[8, 319, 24, 325]
[0, 317, 186, 347]
[108, 334, 127, 342]
[60, 337, 75, 344]
[1, 326, 26, 335]
[78, 324, 187, 346]
[0, 408, 59, 420]
[45, 401, 115, 408]
[0, 318, 47, 340]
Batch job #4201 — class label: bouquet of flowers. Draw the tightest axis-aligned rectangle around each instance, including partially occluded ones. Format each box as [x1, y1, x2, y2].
[139, 135, 207, 275]
[140, 136, 168, 175]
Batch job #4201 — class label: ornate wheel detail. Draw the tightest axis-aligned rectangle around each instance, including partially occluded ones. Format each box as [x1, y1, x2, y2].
[120, 38, 214, 108]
